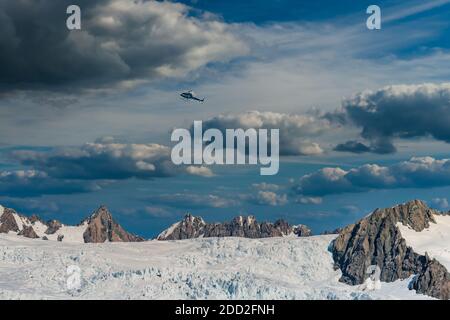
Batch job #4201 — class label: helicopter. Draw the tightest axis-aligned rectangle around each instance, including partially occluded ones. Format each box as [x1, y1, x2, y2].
[180, 90, 205, 102]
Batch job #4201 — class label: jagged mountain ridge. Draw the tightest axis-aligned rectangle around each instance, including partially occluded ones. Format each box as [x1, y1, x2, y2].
[0, 204, 143, 243]
[1, 200, 450, 299]
[331, 199, 450, 300]
[83, 206, 144, 242]
[157, 213, 312, 240]
[0, 204, 312, 242]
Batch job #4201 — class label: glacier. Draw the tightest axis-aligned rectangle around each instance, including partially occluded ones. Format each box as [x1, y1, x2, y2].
[0, 233, 432, 300]
[397, 214, 450, 271]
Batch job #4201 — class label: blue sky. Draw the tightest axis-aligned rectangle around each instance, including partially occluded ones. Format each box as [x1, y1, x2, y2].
[180, 0, 438, 24]
[1, 0, 450, 238]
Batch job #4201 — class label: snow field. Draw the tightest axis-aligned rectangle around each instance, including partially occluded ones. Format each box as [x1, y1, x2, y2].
[0, 233, 432, 300]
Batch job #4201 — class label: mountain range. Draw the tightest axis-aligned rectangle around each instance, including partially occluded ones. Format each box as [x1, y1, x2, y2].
[0, 204, 143, 243]
[156, 213, 312, 240]
[0, 199, 449, 299]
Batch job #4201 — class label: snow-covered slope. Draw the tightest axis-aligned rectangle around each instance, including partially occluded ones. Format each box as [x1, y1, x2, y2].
[398, 214, 450, 270]
[32, 221, 88, 243]
[0, 233, 431, 300]
[157, 221, 181, 240]
[0, 205, 142, 243]
[1, 209, 87, 243]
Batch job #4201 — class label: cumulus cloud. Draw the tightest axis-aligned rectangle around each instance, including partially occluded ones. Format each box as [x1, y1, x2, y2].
[329, 83, 450, 154]
[293, 167, 353, 196]
[0, 170, 99, 197]
[333, 140, 372, 154]
[199, 111, 328, 156]
[186, 166, 214, 177]
[1, 138, 221, 197]
[293, 156, 450, 196]
[10, 139, 215, 187]
[244, 191, 288, 206]
[0, 0, 247, 94]
[12, 142, 176, 180]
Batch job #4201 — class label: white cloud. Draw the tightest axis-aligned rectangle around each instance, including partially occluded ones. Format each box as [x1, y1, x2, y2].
[293, 156, 450, 196]
[200, 111, 328, 156]
[12, 139, 212, 180]
[0, 0, 248, 93]
[186, 166, 214, 177]
[331, 83, 450, 153]
[4, 1, 450, 149]
[245, 191, 288, 206]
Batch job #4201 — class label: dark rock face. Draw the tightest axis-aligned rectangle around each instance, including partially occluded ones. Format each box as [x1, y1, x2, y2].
[411, 257, 450, 300]
[157, 214, 311, 240]
[45, 220, 62, 235]
[29, 215, 43, 224]
[82, 206, 144, 243]
[1, 207, 42, 238]
[0, 208, 21, 233]
[18, 226, 39, 239]
[331, 200, 449, 300]
[0, 204, 145, 242]
[205, 216, 279, 238]
[293, 224, 312, 237]
[157, 214, 206, 240]
[0, 207, 46, 237]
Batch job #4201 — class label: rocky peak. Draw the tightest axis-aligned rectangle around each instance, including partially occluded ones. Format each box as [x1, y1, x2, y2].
[29, 214, 43, 224]
[331, 199, 449, 300]
[232, 215, 256, 226]
[157, 214, 312, 240]
[18, 225, 39, 239]
[411, 255, 450, 300]
[273, 219, 290, 229]
[157, 213, 206, 240]
[378, 199, 436, 231]
[45, 219, 62, 235]
[293, 224, 312, 237]
[183, 213, 205, 224]
[178, 213, 207, 231]
[0, 207, 20, 233]
[0, 204, 145, 243]
[87, 205, 111, 221]
[82, 206, 144, 243]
